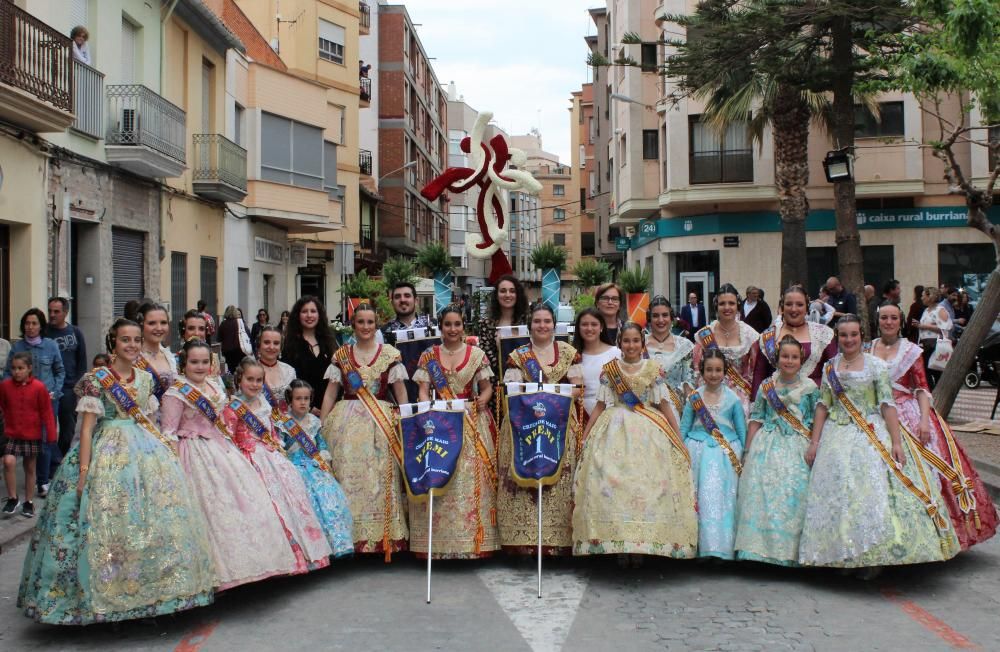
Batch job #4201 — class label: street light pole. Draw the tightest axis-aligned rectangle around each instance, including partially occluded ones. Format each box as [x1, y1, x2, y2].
[378, 160, 417, 185]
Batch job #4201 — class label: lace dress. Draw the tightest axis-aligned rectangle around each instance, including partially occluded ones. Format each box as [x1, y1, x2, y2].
[750, 321, 837, 399]
[646, 335, 696, 423]
[693, 321, 759, 418]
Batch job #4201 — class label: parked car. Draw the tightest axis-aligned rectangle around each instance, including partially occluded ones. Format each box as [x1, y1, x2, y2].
[557, 303, 575, 324]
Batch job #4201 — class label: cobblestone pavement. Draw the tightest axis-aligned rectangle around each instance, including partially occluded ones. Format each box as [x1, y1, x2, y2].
[1, 536, 998, 651]
[950, 386, 999, 424]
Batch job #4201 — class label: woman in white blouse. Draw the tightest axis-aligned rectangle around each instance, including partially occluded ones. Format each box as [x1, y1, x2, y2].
[572, 307, 621, 415]
[914, 285, 953, 386]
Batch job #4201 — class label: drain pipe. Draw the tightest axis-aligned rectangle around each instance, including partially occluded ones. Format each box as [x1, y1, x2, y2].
[158, 0, 180, 273]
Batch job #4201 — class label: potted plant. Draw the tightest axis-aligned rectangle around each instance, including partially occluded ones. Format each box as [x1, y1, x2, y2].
[342, 270, 375, 320]
[530, 241, 569, 311]
[619, 263, 653, 328]
[416, 242, 454, 316]
[381, 256, 419, 291]
[572, 258, 613, 291]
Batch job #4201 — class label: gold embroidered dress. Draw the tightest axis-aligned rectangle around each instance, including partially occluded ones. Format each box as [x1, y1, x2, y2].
[498, 341, 583, 555]
[572, 360, 698, 557]
[321, 344, 409, 554]
[409, 345, 499, 558]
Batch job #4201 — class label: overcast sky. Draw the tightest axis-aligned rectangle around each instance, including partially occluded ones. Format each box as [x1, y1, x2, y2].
[399, 0, 599, 164]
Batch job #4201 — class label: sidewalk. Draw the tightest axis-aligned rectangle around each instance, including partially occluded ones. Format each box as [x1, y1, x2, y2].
[0, 472, 42, 557]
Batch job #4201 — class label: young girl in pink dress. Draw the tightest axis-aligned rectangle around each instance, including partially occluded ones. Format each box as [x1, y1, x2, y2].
[224, 358, 333, 571]
[161, 340, 298, 590]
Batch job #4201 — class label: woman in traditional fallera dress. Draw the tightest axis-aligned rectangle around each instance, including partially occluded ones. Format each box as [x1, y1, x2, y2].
[751, 285, 837, 399]
[681, 349, 747, 560]
[135, 302, 177, 402]
[735, 336, 819, 566]
[871, 304, 998, 549]
[499, 303, 584, 555]
[693, 284, 759, 419]
[645, 297, 696, 424]
[224, 359, 333, 572]
[319, 303, 409, 557]
[258, 326, 298, 411]
[573, 307, 621, 416]
[281, 380, 354, 557]
[800, 316, 959, 573]
[410, 305, 499, 559]
[19, 320, 215, 625]
[573, 323, 697, 559]
[162, 340, 298, 589]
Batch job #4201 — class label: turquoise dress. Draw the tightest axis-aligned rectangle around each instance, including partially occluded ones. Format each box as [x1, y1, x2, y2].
[282, 413, 355, 557]
[18, 369, 215, 625]
[799, 355, 959, 567]
[735, 374, 818, 566]
[680, 385, 746, 560]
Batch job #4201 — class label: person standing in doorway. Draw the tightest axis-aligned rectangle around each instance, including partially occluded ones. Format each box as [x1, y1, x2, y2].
[680, 292, 707, 341]
[45, 298, 87, 458]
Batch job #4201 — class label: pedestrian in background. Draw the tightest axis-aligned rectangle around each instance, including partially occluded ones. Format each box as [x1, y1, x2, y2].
[824, 276, 856, 329]
[250, 309, 269, 353]
[6, 309, 64, 498]
[218, 306, 245, 373]
[905, 284, 925, 343]
[46, 297, 87, 457]
[679, 291, 707, 341]
[197, 299, 216, 343]
[1, 352, 57, 518]
[740, 286, 772, 333]
[915, 286, 953, 388]
[279, 310, 291, 336]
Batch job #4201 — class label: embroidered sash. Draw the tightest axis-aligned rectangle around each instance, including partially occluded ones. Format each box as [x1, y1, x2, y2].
[261, 382, 287, 427]
[688, 390, 743, 474]
[823, 363, 953, 547]
[335, 346, 402, 466]
[135, 354, 166, 399]
[696, 326, 752, 396]
[282, 416, 334, 475]
[665, 383, 685, 417]
[603, 360, 689, 463]
[759, 378, 811, 440]
[229, 396, 284, 450]
[172, 380, 231, 440]
[421, 350, 498, 483]
[760, 326, 778, 367]
[94, 367, 174, 452]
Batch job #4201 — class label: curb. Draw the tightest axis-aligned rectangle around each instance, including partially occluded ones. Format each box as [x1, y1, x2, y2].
[969, 459, 1000, 502]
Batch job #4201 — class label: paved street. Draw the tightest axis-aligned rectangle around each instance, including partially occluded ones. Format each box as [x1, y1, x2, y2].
[1, 535, 998, 651]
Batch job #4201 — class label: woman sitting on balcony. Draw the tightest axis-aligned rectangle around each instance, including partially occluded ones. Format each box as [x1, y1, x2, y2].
[70, 26, 90, 65]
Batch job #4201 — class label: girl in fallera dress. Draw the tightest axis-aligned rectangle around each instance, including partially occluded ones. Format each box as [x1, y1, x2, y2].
[644, 297, 696, 424]
[162, 340, 299, 589]
[135, 302, 177, 401]
[19, 320, 215, 625]
[799, 316, 959, 576]
[498, 302, 584, 556]
[573, 323, 698, 560]
[681, 348, 747, 560]
[258, 326, 298, 410]
[870, 304, 997, 549]
[224, 359, 333, 572]
[179, 311, 223, 380]
[281, 380, 354, 557]
[409, 305, 499, 559]
[319, 303, 409, 557]
[735, 336, 819, 566]
[693, 284, 759, 418]
[573, 307, 621, 416]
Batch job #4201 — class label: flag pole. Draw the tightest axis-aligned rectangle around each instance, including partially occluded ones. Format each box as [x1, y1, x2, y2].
[426, 492, 434, 603]
[537, 480, 543, 598]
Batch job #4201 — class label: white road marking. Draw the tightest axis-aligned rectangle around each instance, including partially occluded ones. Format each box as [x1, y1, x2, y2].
[477, 565, 589, 652]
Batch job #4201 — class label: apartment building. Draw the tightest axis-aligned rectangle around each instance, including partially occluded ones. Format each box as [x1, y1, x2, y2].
[356, 0, 380, 276]
[600, 0, 999, 311]
[586, 7, 621, 268]
[569, 84, 598, 282]
[377, 4, 448, 256]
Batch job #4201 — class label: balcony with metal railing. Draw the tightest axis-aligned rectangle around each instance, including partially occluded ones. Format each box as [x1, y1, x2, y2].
[71, 59, 103, 139]
[359, 148, 373, 176]
[105, 84, 187, 178]
[359, 223, 374, 250]
[0, 1, 75, 132]
[359, 76, 371, 105]
[359, 2, 371, 34]
[192, 134, 247, 202]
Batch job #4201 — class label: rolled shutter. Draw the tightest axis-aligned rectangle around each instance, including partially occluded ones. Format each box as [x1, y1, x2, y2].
[112, 228, 145, 317]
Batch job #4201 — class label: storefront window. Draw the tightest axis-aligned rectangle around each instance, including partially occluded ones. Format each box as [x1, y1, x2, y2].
[806, 246, 894, 299]
[938, 243, 994, 307]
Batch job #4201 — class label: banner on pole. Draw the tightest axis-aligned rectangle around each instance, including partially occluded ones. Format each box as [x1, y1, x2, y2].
[400, 400, 466, 500]
[498, 326, 531, 374]
[505, 383, 575, 488]
[393, 327, 441, 381]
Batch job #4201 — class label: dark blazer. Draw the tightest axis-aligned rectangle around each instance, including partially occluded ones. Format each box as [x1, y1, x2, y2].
[740, 299, 773, 333]
[680, 303, 707, 333]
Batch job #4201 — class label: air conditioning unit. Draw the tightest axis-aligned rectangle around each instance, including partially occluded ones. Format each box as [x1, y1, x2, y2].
[288, 243, 308, 267]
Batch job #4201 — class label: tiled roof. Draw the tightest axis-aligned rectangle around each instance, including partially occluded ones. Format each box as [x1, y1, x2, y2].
[203, 0, 287, 72]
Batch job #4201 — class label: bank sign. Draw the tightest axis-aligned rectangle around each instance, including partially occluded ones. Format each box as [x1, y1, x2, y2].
[627, 205, 1000, 249]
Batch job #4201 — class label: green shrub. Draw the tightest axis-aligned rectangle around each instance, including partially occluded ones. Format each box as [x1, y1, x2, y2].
[572, 259, 613, 288]
[415, 242, 454, 274]
[529, 241, 568, 272]
[618, 263, 652, 294]
[381, 256, 419, 290]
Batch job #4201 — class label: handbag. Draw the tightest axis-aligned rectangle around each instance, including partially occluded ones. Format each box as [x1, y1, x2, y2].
[238, 320, 253, 356]
[928, 337, 953, 371]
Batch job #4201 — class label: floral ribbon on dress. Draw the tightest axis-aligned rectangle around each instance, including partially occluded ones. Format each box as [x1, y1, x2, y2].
[94, 367, 175, 452]
[696, 326, 752, 396]
[603, 360, 690, 463]
[134, 354, 166, 400]
[172, 380, 232, 440]
[759, 377, 811, 440]
[688, 390, 743, 475]
[823, 362, 954, 552]
[229, 396, 285, 451]
[281, 415, 334, 475]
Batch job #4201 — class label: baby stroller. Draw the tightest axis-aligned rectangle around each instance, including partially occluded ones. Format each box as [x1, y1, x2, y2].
[963, 326, 1000, 392]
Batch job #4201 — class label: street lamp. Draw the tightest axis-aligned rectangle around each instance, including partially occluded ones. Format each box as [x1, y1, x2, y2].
[610, 93, 654, 109]
[822, 149, 854, 183]
[379, 160, 417, 184]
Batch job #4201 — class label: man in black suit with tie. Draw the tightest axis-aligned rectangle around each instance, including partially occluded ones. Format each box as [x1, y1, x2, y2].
[680, 292, 707, 340]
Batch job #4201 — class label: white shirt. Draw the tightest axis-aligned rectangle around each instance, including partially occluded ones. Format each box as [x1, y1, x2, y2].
[581, 347, 621, 414]
[72, 42, 91, 65]
[742, 300, 757, 318]
[688, 304, 700, 329]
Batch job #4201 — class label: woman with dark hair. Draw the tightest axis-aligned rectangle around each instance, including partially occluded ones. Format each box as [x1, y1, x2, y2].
[905, 285, 925, 343]
[250, 309, 270, 353]
[751, 285, 837, 400]
[218, 305, 246, 374]
[645, 297, 695, 423]
[593, 283, 624, 343]
[573, 307, 620, 415]
[279, 310, 291, 336]
[282, 296, 337, 412]
[692, 284, 759, 418]
[498, 302, 584, 556]
[800, 315, 959, 574]
[8, 308, 64, 497]
[474, 274, 529, 375]
[19, 319, 215, 624]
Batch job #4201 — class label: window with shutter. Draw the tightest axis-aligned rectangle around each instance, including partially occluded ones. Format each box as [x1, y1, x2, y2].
[112, 228, 145, 317]
[200, 257, 218, 318]
[170, 252, 187, 332]
[318, 20, 345, 64]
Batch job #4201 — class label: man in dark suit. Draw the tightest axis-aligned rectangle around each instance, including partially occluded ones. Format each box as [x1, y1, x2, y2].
[680, 292, 707, 340]
[740, 285, 773, 333]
